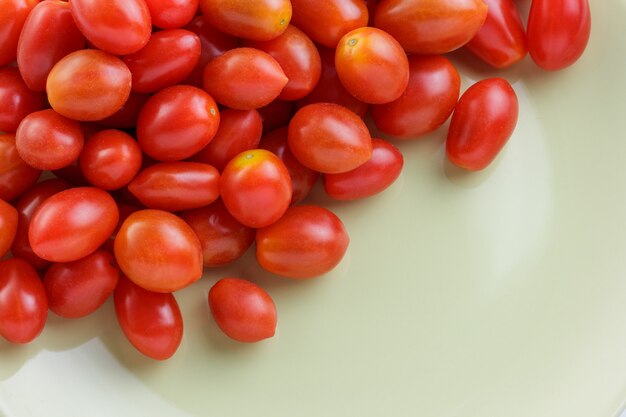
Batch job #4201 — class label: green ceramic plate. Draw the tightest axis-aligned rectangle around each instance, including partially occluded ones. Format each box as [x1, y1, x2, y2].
[2, 1, 625, 416]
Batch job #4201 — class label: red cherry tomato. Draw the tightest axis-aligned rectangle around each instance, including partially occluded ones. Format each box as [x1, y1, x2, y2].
[16, 109, 84, 170]
[0, 0, 38, 66]
[47, 49, 132, 122]
[0, 67, 46, 133]
[374, 0, 488, 54]
[466, 0, 527, 68]
[144, 0, 198, 29]
[199, 0, 291, 41]
[0, 133, 41, 201]
[181, 200, 255, 267]
[244, 25, 321, 101]
[260, 127, 319, 204]
[447, 78, 519, 171]
[527, 0, 591, 71]
[371, 55, 460, 139]
[114, 209, 203, 293]
[96, 92, 150, 129]
[258, 99, 295, 133]
[203, 48, 288, 110]
[221, 149, 292, 228]
[324, 138, 403, 200]
[44, 250, 120, 318]
[29, 187, 120, 262]
[288, 103, 372, 174]
[69, 0, 152, 55]
[256, 205, 349, 279]
[79, 129, 143, 190]
[11, 179, 70, 269]
[0, 198, 18, 258]
[123, 29, 201, 94]
[290, 0, 369, 48]
[191, 109, 263, 171]
[296, 46, 368, 118]
[137, 85, 220, 161]
[114, 276, 183, 360]
[208, 278, 277, 343]
[0, 258, 47, 344]
[128, 162, 220, 211]
[335, 27, 409, 104]
[17, 0, 86, 92]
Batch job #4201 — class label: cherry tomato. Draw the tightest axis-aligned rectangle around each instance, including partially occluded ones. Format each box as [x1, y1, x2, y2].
[245, 25, 321, 101]
[466, 0, 527, 68]
[447, 78, 519, 171]
[203, 48, 288, 110]
[0, 199, 18, 258]
[336, 27, 409, 104]
[258, 99, 295, 133]
[47, 49, 132, 121]
[371, 55, 460, 139]
[0, 0, 38, 66]
[0, 67, 46, 133]
[17, 0, 86, 92]
[70, 0, 152, 55]
[114, 276, 183, 360]
[296, 46, 368, 118]
[144, 0, 198, 29]
[11, 179, 69, 269]
[183, 15, 239, 87]
[0, 134, 41, 201]
[79, 129, 143, 190]
[256, 205, 349, 279]
[52, 160, 90, 187]
[128, 162, 220, 211]
[527, 0, 591, 71]
[191, 109, 263, 171]
[0, 258, 47, 344]
[199, 0, 291, 41]
[114, 209, 203, 293]
[290, 0, 369, 48]
[29, 187, 119, 262]
[288, 103, 372, 174]
[260, 127, 319, 204]
[324, 138, 403, 200]
[181, 200, 255, 267]
[221, 149, 292, 229]
[208, 278, 277, 343]
[137, 85, 220, 161]
[16, 109, 84, 170]
[123, 29, 201, 94]
[44, 250, 120, 318]
[96, 92, 150, 129]
[374, 0, 488, 54]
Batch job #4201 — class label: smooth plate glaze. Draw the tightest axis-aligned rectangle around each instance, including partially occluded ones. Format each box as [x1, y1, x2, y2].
[1, 1, 626, 416]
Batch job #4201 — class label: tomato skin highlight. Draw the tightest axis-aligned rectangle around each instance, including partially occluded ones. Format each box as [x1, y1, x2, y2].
[0, 67, 46, 133]
[446, 78, 519, 171]
[208, 277, 277, 343]
[144, 0, 198, 29]
[0, 199, 18, 258]
[69, 0, 152, 55]
[288, 103, 372, 174]
[44, 250, 120, 318]
[256, 205, 349, 279]
[527, 0, 591, 71]
[220, 149, 292, 229]
[0, 0, 38, 67]
[114, 276, 183, 360]
[114, 209, 203, 293]
[29, 187, 120, 263]
[0, 258, 48, 344]
[0, 133, 41, 202]
[17, 0, 86, 92]
[466, 0, 527, 69]
[371, 55, 460, 139]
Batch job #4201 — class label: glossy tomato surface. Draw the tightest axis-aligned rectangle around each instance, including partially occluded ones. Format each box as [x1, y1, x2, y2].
[0, 198, 18, 258]
[0, 133, 41, 201]
[144, 0, 198, 29]
[0, 0, 38, 66]
[256, 205, 349, 279]
[0, 67, 46, 133]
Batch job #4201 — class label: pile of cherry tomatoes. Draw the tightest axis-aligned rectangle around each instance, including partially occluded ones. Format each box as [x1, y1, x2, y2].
[0, 0, 590, 360]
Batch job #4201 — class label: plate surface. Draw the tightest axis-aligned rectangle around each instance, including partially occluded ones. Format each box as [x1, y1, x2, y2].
[2, 2, 626, 417]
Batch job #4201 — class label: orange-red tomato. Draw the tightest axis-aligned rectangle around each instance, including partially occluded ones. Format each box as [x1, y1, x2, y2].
[0, 198, 18, 258]
[0, 133, 41, 201]
[0, 67, 46, 133]
[114, 209, 203, 293]
[256, 205, 349, 279]
[0, 0, 38, 66]
[220, 149, 292, 228]
[144, 0, 198, 29]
